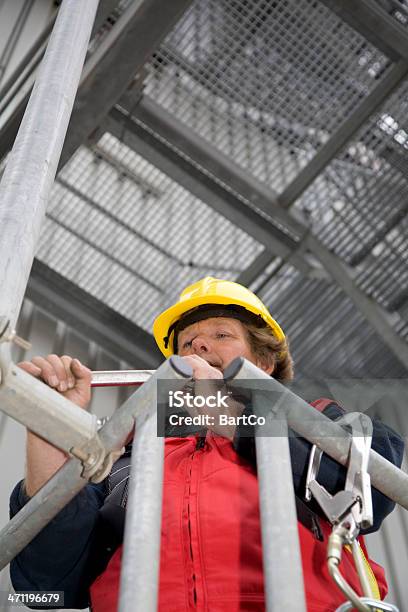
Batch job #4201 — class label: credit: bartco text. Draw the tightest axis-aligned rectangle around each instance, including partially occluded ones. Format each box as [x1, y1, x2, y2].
[168, 413, 266, 426]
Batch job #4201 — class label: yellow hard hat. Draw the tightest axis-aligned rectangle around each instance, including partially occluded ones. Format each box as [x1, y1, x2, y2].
[153, 276, 285, 357]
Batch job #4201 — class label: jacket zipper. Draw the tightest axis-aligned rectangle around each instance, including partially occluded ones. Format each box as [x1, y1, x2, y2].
[187, 435, 206, 609]
[196, 436, 206, 450]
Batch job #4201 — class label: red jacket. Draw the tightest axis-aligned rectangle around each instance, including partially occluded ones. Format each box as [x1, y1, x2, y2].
[90, 430, 387, 612]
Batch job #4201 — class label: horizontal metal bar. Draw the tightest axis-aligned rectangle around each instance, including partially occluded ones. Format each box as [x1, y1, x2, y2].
[0, 356, 192, 570]
[229, 358, 408, 511]
[91, 369, 154, 387]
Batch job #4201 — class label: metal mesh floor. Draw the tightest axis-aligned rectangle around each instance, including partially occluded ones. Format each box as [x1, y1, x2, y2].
[37, 133, 262, 331]
[145, 0, 391, 192]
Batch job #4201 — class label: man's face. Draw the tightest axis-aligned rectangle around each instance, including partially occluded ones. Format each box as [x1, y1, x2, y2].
[177, 316, 272, 374]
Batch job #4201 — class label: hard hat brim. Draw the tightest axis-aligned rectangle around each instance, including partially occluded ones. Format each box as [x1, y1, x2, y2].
[153, 293, 285, 358]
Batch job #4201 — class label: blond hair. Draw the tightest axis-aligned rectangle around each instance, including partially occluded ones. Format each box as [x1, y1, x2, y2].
[243, 322, 294, 381]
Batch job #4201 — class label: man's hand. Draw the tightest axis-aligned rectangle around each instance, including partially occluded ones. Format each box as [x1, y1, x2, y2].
[18, 354, 92, 496]
[180, 354, 223, 380]
[180, 355, 243, 441]
[18, 354, 92, 409]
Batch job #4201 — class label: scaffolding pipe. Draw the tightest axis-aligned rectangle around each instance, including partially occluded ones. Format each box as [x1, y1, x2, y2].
[0, 0, 99, 330]
[254, 406, 307, 611]
[119, 413, 164, 612]
[0, 363, 98, 453]
[0, 354, 407, 612]
[228, 358, 408, 510]
[1, 459, 86, 568]
[0, 357, 191, 570]
[91, 369, 155, 387]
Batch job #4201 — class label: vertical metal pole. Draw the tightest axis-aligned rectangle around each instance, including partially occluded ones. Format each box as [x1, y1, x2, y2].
[118, 357, 192, 612]
[118, 411, 165, 612]
[0, 0, 99, 329]
[119, 355, 193, 612]
[227, 358, 307, 611]
[255, 428, 307, 611]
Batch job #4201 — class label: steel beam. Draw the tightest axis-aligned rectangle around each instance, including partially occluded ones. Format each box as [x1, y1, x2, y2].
[119, 97, 303, 233]
[321, 0, 408, 61]
[106, 98, 316, 277]
[58, 0, 193, 168]
[303, 233, 408, 370]
[278, 60, 408, 209]
[237, 250, 279, 289]
[26, 260, 161, 369]
[238, 59, 408, 288]
[92, 0, 123, 36]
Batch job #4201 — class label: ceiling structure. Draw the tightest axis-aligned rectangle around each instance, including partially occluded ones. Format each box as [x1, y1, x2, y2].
[1, 0, 408, 376]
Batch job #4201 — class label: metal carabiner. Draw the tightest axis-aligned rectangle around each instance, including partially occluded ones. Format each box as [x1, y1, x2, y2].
[335, 597, 399, 612]
[305, 412, 373, 532]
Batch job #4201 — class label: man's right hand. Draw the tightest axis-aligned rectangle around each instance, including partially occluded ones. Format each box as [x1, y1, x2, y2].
[18, 355, 93, 497]
[18, 354, 92, 409]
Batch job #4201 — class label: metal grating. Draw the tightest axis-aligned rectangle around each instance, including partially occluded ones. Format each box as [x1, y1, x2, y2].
[145, 0, 391, 192]
[293, 77, 408, 316]
[258, 265, 408, 378]
[36, 133, 262, 331]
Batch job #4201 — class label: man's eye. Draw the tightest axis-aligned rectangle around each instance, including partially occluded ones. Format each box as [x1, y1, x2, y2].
[182, 340, 193, 349]
[216, 332, 229, 339]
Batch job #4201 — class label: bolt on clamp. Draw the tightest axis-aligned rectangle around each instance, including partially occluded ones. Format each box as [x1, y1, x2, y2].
[0, 317, 31, 351]
[70, 440, 125, 483]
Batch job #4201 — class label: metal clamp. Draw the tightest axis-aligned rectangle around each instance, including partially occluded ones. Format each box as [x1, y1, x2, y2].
[305, 412, 373, 540]
[70, 444, 125, 483]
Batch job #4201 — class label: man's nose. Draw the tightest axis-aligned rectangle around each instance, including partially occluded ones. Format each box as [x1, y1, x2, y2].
[191, 336, 211, 354]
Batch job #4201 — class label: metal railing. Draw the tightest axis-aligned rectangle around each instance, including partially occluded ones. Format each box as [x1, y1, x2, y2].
[2, 354, 408, 611]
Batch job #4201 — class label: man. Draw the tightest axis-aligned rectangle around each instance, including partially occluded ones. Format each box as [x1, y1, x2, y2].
[10, 277, 404, 611]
